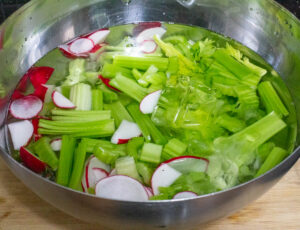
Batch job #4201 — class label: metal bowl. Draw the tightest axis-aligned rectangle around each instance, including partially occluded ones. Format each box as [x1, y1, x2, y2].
[0, 0, 299, 229]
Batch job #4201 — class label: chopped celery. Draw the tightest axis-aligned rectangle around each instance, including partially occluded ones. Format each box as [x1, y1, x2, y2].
[256, 142, 275, 164]
[52, 110, 110, 122]
[138, 65, 158, 87]
[92, 89, 103, 110]
[104, 101, 133, 127]
[162, 138, 187, 160]
[109, 74, 147, 102]
[140, 143, 163, 164]
[255, 147, 287, 177]
[115, 156, 141, 181]
[127, 103, 167, 144]
[33, 137, 58, 170]
[132, 68, 143, 81]
[258, 81, 289, 118]
[113, 55, 169, 71]
[97, 84, 119, 103]
[84, 138, 127, 155]
[94, 144, 120, 165]
[56, 135, 76, 186]
[70, 83, 92, 111]
[167, 57, 179, 75]
[191, 38, 216, 61]
[84, 72, 99, 85]
[101, 63, 133, 79]
[127, 137, 144, 160]
[63, 59, 86, 86]
[216, 114, 246, 133]
[136, 162, 154, 185]
[68, 140, 87, 190]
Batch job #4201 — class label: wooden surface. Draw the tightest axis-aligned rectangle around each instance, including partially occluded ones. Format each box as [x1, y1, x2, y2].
[0, 158, 299, 230]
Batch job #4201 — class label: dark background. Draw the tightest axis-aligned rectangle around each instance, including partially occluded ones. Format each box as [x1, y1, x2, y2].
[0, 0, 300, 23]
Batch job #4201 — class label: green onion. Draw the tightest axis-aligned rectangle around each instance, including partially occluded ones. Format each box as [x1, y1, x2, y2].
[140, 143, 163, 164]
[33, 137, 58, 170]
[104, 101, 133, 127]
[56, 136, 76, 186]
[162, 138, 187, 160]
[92, 89, 104, 110]
[115, 156, 141, 181]
[70, 83, 92, 111]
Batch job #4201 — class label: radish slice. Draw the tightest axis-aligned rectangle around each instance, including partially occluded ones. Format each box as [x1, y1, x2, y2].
[173, 191, 198, 200]
[133, 22, 162, 37]
[69, 38, 94, 54]
[109, 169, 117, 176]
[98, 75, 120, 92]
[140, 40, 158, 54]
[144, 187, 154, 198]
[52, 91, 76, 109]
[151, 164, 182, 195]
[32, 84, 48, 101]
[50, 139, 62, 151]
[27, 66, 54, 89]
[95, 175, 149, 201]
[140, 90, 162, 114]
[8, 120, 34, 150]
[88, 29, 110, 44]
[10, 95, 43, 119]
[11, 90, 24, 100]
[111, 120, 142, 144]
[136, 27, 166, 44]
[32, 118, 42, 142]
[82, 156, 110, 192]
[59, 45, 88, 59]
[20, 147, 46, 173]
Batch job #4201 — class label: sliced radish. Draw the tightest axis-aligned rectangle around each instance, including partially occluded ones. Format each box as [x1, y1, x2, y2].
[98, 75, 120, 92]
[27, 66, 54, 89]
[11, 90, 24, 100]
[140, 40, 158, 54]
[109, 168, 117, 176]
[87, 29, 110, 44]
[0, 28, 4, 50]
[95, 175, 149, 201]
[32, 118, 42, 142]
[59, 45, 88, 59]
[82, 156, 110, 192]
[10, 95, 43, 119]
[133, 22, 162, 37]
[8, 120, 34, 150]
[117, 139, 131, 144]
[52, 91, 76, 109]
[136, 27, 166, 44]
[50, 139, 62, 151]
[20, 147, 46, 173]
[32, 84, 48, 101]
[42, 84, 56, 103]
[144, 186, 154, 198]
[69, 38, 94, 54]
[173, 191, 198, 200]
[140, 90, 162, 114]
[111, 120, 142, 144]
[164, 156, 209, 174]
[151, 164, 182, 195]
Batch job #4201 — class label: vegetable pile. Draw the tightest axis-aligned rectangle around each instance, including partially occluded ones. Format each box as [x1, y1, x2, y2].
[7, 23, 295, 201]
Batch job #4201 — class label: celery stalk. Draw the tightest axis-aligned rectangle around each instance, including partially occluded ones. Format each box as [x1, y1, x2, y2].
[132, 68, 143, 81]
[84, 138, 127, 155]
[138, 65, 158, 87]
[69, 140, 87, 190]
[56, 136, 76, 186]
[127, 137, 144, 160]
[94, 144, 120, 165]
[140, 143, 163, 164]
[70, 83, 92, 111]
[97, 84, 119, 103]
[216, 114, 246, 133]
[33, 137, 58, 170]
[101, 63, 133, 79]
[255, 147, 287, 177]
[136, 162, 154, 185]
[258, 81, 289, 118]
[104, 101, 133, 127]
[115, 156, 141, 181]
[162, 138, 187, 160]
[92, 89, 103, 110]
[51, 110, 111, 122]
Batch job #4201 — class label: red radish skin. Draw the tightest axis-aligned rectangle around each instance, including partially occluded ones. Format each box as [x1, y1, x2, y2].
[117, 139, 130, 144]
[95, 175, 149, 201]
[8, 120, 34, 150]
[136, 27, 166, 44]
[98, 75, 121, 92]
[133, 22, 162, 37]
[20, 147, 46, 173]
[59, 45, 89, 59]
[111, 120, 142, 144]
[140, 40, 158, 54]
[52, 91, 76, 109]
[32, 84, 48, 101]
[0, 28, 4, 50]
[27, 67, 54, 89]
[50, 138, 62, 151]
[173, 191, 198, 200]
[139, 90, 162, 114]
[11, 90, 24, 100]
[10, 95, 43, 119]
[69, 38, 95, 54]
[32, 118, 42, 142]
[144, 187, 154, 197]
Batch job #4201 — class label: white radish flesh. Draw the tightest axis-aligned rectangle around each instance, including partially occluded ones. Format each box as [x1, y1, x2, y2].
[95, 175, 149, 201]
[173, 191, 198, 200]
[136, 27, 166, 44]
[140, 40, 157, 54]
[88, 29, 110, 44]
[50, 139, 62, 151]
[69, 38, 94, 54]
[8, 120, 34, 150]
[52, 91, 76, 109]
[151, 164, 182, 195]
[9, 95, 43, 119]
[140, 90, 162, 114]
[111, 120, 142, 144]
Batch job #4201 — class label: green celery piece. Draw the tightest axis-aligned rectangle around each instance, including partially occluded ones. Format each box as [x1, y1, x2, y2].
[255, 147, 287, 177]
[167, 57, 179, 75]
[84, 72, 99, 85]
[109, 73, 147, 102]
[94, 144, 120, 165]
[216, 114, 246, 133]
[191, 38, 216, 61]
[60, 86, 71, 98]
[256, 142, 275, 164]
[70, 83, 92, 111]
[92, 89, 104, 110]
[68, 140, 87, 190]
[113, 55, 169, 71]
[140, 143, 163, 164]
[33, 137, 59, 170]
[235, 85, 259, 109]
[84, 138, 127, 155]
[148, 84, 164, 94]
[39, 102, 55, 117]
[163, 35, 188, 44]
[118, 94, 134, 107]
[258, 81, 289, 118]
[104, 101, 133, 127]
[63, 59, 86, 86]
[101, 63, 133, 79]
[115, 156, 141, 181]
[51, 109, 111, 117]
[136, 162, 154, 186]
[127, 103, 167, 144]
[56, 135, 76, 186]
[176, 42, 193, 60]
[132, 68, 143, 81]
[97, 84, 119, 103]
[138, 65, 158, 87]
[127, 137, 145, 161]
[214, 112, 286, 166]
[162, 138, 187, 160]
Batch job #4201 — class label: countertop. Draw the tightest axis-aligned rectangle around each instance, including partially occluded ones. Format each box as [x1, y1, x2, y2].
[0, 158, 299, 230]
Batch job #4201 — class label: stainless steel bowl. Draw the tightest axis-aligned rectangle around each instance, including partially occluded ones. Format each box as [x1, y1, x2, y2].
[0, 0, 299, 229]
